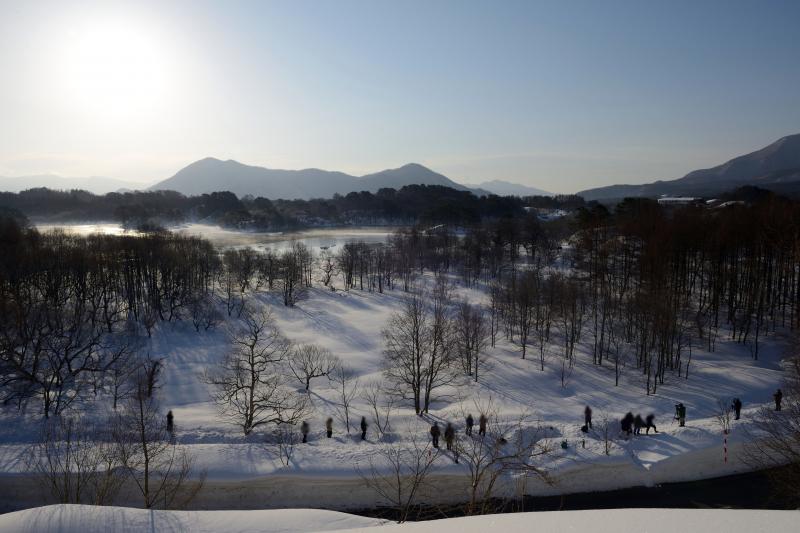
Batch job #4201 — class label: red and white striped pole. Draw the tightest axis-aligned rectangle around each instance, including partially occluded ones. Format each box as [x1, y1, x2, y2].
[723, 431, 728, 463]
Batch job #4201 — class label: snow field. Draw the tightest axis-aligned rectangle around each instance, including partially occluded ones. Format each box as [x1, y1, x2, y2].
[0, 266, 791, 510]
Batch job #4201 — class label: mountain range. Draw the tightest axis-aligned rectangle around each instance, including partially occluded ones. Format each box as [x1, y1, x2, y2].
[149, 159, 499, 199]
[579, 134, 800, 201]
[9, 133, 796, 202]
[0, 161, 551, 200]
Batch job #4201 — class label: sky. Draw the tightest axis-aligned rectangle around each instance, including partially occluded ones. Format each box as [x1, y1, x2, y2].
[0, 0, 799, 193]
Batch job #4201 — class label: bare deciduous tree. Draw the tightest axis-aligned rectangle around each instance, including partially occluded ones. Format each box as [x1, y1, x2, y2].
[289, 344, 339, 391]
[423, 276, 456, 412]
[743, 355, 800, 505]
[0, 301, 128, 418]
[597, 411, 616, 456]
[607, 320, 628, 387]
[455, 400, 552, 515]
[455, 301, 491, 382]
[205, 309, 307, 435]
[383, 288, 457, 415]
[488, 282, 503, 348]
[514, 272, 536, 360]
[100, 325, 145, 410]
[111, 369, 205, 509]
[267, 424, 300, 467]
[715, 398, 733, 435]
[221, 248, 258, 317]
[556, 276, 586, 366]
[532, 274, 554, 371]
[319, 251, 338, 287]
[329, 364, 360, 434]
[356, 429, 439, 523]
[278, 243, 310, 306]
[362, 380, 396, 440]
[27, 416, 123, 506]
[189, 293, 221, 332]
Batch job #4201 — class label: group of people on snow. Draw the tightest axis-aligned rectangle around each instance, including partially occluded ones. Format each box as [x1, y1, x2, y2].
[463, 413, 487, 437]
[279, 388, 790, 449]
[157, 382, 789, 452]
[617, 411, 658, 436]
[428, 414, 489, 463]
[299, 415, 369, 443]
[577, 387, 786, 440]
[300, 412, 493, 465]
[581, 406, 658, 436]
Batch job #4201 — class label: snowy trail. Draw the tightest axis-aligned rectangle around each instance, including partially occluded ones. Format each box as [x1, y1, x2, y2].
[0, 419, 770, 512]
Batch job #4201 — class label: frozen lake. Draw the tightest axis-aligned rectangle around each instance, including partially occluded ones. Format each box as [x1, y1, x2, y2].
[34, 222, 398, 251]
[174, 224, 397, 252]
[34, 222, 141, 237]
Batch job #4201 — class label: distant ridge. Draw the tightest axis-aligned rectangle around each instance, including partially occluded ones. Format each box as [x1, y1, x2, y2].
[149, 159, 492, 199]
[0, 174, 150, 194]
[578, 134, 800, 201]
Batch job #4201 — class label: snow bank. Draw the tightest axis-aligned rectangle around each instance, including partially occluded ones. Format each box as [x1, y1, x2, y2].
[0, 505, 384, 533]
[0, 505, 796, 533]
[346, 509, 800, 533]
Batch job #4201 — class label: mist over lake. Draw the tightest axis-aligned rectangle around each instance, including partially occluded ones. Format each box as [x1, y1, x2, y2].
[35, 222, 398, 251]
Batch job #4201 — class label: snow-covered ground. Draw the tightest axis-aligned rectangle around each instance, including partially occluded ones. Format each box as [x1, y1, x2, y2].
[0, 505, 385, 533]
[0, 244, 791, 511]
[0, 505, 797, 533]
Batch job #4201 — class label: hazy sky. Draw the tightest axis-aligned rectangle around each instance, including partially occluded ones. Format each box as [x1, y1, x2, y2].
[1, 0, 799, 193]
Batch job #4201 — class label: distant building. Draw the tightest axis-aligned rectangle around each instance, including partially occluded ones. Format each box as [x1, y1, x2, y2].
[657, 197, 700, 206]
[524, 206, 569, 220]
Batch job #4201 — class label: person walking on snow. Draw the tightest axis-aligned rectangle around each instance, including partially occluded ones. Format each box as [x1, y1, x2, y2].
[732, 398, 742, 420]
[774, 389, 783, 411]
[621, 412, 634, 436]
[584, 406, 593, 430]
[478, 414, 488, 437]
[465, 414, 474, 436]
[633, 414, 645, 435]
[675, 403, 686, 427]
[645, 414, 658, 434]
[301, 421, 309, 443]
[325, 417, 333, 438]
[360, 416, 368, 440]
[444, 422, 455, 451]
[430, 422, 441, 448]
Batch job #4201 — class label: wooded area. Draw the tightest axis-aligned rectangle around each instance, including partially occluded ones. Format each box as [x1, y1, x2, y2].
[1, 191, 798, 419]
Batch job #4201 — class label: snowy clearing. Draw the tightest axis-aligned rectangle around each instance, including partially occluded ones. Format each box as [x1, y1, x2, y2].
[0, 222, 794, 512]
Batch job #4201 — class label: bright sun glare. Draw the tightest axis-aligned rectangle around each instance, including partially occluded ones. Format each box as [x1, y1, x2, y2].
[55, 17, 172, 121]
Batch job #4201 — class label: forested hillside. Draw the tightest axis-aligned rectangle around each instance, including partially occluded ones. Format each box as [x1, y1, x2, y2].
[0, 186, 584, 230]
